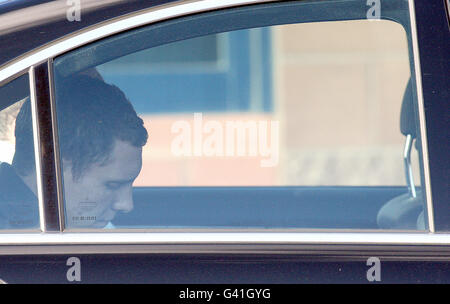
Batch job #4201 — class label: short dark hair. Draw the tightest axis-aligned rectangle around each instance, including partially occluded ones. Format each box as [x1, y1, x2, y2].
[13, 73, 148, 179]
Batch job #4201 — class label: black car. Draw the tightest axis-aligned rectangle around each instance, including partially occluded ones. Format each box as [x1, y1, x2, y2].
[0, 0, 448, 285]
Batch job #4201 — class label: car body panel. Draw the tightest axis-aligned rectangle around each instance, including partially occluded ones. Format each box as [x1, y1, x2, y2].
[0, 0, 175, 67]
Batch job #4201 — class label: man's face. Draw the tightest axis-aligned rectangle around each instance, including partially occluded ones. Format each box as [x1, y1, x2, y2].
[62, 139, 142, 228]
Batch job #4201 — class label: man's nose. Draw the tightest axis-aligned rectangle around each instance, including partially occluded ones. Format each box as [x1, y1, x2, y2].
[112, 188, 134, 213]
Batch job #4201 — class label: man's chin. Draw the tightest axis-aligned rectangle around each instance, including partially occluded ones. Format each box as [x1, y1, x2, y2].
[103, 221, 116, 229]
[91, 220, 110, 228]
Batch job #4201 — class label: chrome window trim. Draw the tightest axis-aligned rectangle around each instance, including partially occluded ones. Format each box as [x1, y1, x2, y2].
[408, 0, 435, 232]
[28, 66, 46, 232]
[47, 59, 66, 231]
[0, 232, 449, 246]
[0, 232, 450, 256]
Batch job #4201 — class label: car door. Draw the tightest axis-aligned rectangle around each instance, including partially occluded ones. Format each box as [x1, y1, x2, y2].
[0, 0, 448, 284]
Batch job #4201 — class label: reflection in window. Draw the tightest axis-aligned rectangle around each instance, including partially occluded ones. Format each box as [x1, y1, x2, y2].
[0, 74, 39, 230]
[97, 29, 272, 113]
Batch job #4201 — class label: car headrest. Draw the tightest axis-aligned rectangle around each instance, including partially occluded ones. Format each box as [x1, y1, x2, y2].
[376, 78, 425, 230]
[400, 78, 422, 152]
[400, 79, 416, 138]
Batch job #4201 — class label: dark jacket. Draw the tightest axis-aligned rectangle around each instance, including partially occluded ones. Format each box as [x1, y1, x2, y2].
[0, 162, 39, 229]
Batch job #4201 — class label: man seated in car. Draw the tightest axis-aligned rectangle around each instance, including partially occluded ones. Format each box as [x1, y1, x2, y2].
[0, 71, 148, 229]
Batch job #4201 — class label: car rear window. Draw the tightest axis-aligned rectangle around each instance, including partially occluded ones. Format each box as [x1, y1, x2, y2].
[51, 0, 429, 231]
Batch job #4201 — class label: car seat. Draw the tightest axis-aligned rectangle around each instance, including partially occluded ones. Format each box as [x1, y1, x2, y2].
[376, 79, 426, 230]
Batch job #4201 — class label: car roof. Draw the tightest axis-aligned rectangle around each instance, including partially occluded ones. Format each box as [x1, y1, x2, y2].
[0, 0, 176, 70]
[0, 0, 54, 14]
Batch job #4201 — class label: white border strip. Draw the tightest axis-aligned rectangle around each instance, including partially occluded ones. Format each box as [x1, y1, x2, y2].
[0, 232, 448, 246]
[0, 0, 273, 84]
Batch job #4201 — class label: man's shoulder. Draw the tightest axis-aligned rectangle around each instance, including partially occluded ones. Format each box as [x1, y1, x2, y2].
[0, 162, 39, 229]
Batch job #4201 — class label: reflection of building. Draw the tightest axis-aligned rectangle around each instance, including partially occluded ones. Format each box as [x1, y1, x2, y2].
[274, 20, 417, 186]
[127, 20, 419, 187]
[0, 101, 23, 163]
[97, 29, 272, 113]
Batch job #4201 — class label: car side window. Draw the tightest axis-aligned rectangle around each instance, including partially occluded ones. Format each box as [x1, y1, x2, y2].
[0, 73, 40, 230]
[52, 0, 428, 231]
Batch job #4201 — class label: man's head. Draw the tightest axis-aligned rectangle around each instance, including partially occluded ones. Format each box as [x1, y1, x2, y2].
[13, 73, 148, 228]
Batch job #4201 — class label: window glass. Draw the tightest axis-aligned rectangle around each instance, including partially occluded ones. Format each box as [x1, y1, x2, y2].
[0, 74, 40, 230]
[96, 29, 272, 113]
[53, 0, 427, 230]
